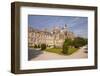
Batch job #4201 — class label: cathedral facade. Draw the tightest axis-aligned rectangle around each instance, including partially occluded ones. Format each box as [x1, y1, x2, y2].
[28, 25, 75, 48]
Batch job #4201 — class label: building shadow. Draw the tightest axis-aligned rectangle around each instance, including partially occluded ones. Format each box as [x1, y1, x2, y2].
[28, 48, 43, 60]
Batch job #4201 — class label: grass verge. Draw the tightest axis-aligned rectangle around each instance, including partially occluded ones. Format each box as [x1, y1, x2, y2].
[67, 48, 78, 55]
[45, 48, 62, 54]
[45, 47, 78, 55]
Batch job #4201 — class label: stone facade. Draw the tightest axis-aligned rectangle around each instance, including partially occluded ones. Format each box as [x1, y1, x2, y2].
[28, 25, 75, 48]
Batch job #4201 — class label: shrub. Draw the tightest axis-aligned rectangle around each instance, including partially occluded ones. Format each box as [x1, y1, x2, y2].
[65, 39, 73, 46]
[62, 39, 69, 54]
[41, 44, 46, 50]
[62, 43, 68, 54]
[29, 45, 34, 48]
[38, 45, 40, 48]
[34, 44, 38, 48]
[73, 37, 87, 48]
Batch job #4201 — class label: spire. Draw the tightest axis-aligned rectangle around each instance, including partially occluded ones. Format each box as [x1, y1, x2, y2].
[65, 24, 67, 27]
[63, 24, 68, 32]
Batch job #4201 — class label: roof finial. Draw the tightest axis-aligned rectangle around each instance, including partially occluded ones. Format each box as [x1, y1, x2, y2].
[65, 24, 67, 27]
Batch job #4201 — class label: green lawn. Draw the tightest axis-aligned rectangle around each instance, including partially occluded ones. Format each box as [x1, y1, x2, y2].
[45, 48, 63, 54]
[45, 47, 78, 55]
[67, 48, 78, 55]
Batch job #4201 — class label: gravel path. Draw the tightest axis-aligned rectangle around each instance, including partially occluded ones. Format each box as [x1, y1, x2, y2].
[30, 46, 88, 60]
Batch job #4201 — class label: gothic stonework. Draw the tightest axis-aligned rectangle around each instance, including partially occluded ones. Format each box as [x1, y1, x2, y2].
[28, 25, 75, 48]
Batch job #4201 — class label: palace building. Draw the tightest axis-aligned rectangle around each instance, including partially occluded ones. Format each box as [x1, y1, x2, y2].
[28, 24, 75, 48]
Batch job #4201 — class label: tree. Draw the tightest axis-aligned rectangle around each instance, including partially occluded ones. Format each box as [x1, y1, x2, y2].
[62, 42, 68, 54]
[64, 39, 73, 46]
[38, 45, 40, 48]
[73, 37, 87, 48]
[41, 44, 46, 50]
[34, 44, 38, 48]
[62, 39, 72, 54]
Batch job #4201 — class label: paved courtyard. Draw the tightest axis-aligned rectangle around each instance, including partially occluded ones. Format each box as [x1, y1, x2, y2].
[29, 46, 88, 61]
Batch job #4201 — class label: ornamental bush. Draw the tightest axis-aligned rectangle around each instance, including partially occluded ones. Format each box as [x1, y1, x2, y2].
[34, 44, 38, 48]
[62, 43, 68, 54]
[73, 37, 87, 48]
[62, 39, 69, 54]
[41, 44, 46, 50]
[38, 45, 40, 48]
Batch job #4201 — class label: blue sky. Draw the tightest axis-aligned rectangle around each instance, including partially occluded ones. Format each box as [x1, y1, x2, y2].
[28, 15, 88, 38]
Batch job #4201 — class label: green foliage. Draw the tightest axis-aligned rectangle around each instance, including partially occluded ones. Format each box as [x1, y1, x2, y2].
[64, 39, 73, 46]
[34, 44, 38, 48]
[73, 37, 87, 48]
[29, 45, 34, 48]
[46, 47, 78, 55]
[46, 48, 62, 54]
[34, 44, 41, 48]
[67, 48, 78, 55]
[62, 39, 70, 54]
[62, 43, 68, 54]
[38, 45, 40, 48]
[62, 38, 78, 55]
[62, 37, 87, 55]
[41, 44, 46, 50]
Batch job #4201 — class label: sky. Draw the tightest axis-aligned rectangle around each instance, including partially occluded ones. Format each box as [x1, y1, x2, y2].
[28, 15, 88, 38]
